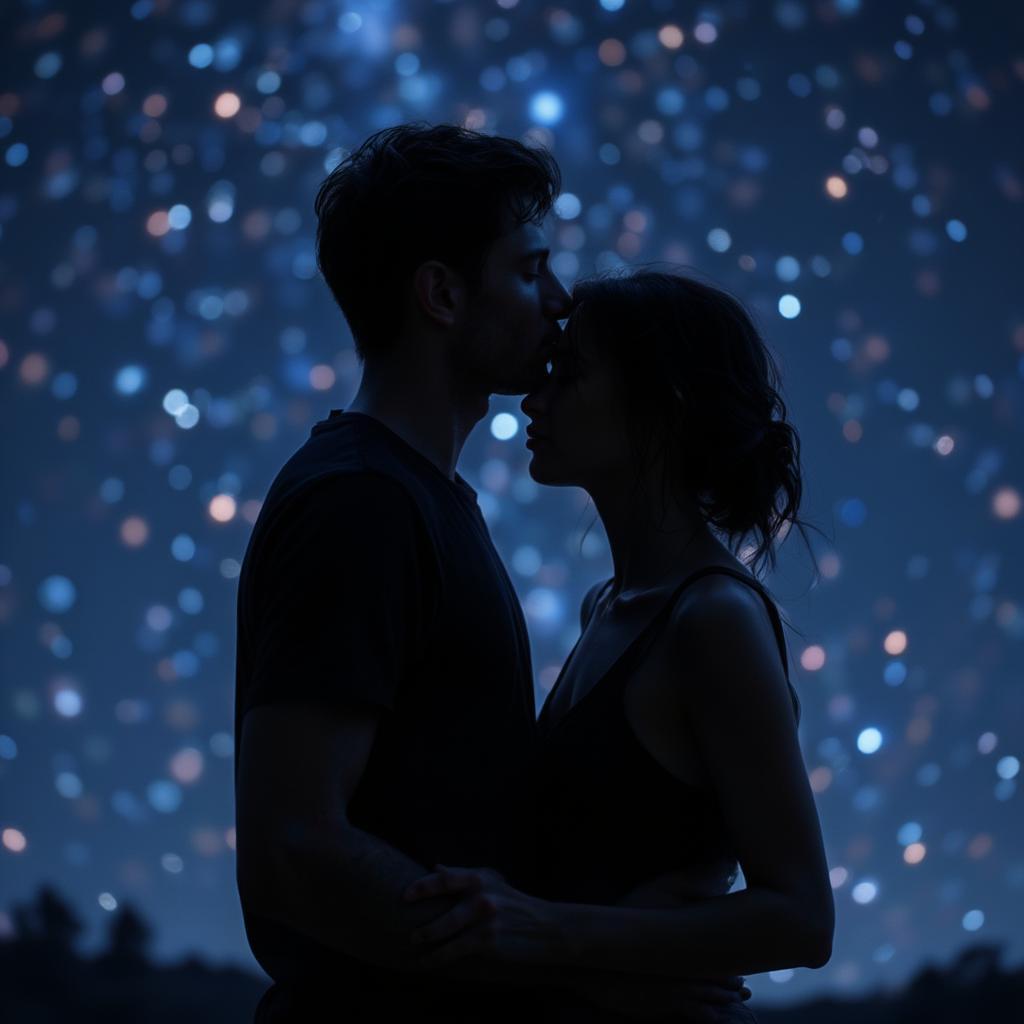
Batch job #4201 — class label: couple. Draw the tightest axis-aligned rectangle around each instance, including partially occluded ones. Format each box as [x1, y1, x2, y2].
[233, 122, 834, 1022]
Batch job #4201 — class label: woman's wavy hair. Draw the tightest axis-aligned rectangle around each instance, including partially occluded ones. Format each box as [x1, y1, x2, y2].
[566, 266, 828, 583]
[314, 122, 561, 359]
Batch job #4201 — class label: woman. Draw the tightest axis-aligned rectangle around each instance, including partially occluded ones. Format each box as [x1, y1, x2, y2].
[403, 270, 835, 1021]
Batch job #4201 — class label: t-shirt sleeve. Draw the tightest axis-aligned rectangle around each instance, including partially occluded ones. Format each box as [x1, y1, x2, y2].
[242, 471, 437, 717]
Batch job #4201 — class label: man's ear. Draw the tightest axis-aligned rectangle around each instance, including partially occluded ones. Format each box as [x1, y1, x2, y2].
[411, 260, 465, 330]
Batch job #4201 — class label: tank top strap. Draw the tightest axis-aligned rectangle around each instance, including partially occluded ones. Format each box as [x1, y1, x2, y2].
[584, 576, 616, 629]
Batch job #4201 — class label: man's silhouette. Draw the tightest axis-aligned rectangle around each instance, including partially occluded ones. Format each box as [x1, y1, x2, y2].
[233, 123, 573, 1020]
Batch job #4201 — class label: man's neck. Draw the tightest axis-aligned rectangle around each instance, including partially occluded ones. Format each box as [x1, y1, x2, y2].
[347, 356, 489, 481]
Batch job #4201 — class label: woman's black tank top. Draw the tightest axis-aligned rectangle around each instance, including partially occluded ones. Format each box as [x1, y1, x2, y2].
[534, 564, 800, 907]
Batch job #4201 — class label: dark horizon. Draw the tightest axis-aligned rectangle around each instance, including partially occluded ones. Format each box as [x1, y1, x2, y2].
[3, 882, 1023, 1022]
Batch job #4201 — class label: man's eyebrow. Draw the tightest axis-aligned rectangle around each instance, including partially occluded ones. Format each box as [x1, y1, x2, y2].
[519, 247, 550, 262]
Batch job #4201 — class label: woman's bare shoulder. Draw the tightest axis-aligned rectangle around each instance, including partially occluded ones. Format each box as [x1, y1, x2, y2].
[665, 570, 784, 697]
[670, 565, 770, 621]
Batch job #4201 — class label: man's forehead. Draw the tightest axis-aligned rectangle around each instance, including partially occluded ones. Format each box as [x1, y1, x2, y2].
[495, 219, 548, 255]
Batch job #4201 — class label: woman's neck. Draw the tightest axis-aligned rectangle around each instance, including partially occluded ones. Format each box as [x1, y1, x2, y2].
[588, 473, 726, 597]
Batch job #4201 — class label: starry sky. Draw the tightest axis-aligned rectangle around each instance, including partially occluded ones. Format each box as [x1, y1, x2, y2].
[1, 0, 1022, 1009]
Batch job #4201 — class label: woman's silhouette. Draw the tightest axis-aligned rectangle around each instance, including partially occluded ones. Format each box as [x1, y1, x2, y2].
[404, 269, 834, 1021]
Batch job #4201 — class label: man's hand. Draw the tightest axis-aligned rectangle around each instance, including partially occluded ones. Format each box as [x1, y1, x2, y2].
[404, 864, 557, 968]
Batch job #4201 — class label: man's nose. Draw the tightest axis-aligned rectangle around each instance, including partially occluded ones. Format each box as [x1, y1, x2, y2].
[546, 274, 572, 319]
[521, 390, 543, 417]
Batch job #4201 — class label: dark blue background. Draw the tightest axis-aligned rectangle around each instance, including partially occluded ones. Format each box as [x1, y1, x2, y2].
[1, 0, 1021, 1008]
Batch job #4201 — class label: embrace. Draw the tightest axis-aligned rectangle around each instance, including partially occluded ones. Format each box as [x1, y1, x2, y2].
[234, 123, 834, 1022]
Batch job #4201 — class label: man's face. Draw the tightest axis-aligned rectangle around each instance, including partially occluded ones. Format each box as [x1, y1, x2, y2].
[452, 217, 572, 396]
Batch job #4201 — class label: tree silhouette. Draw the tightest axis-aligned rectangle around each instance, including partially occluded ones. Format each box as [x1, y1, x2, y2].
[11, 884, 83, 954]
[104, 901, 153, 963]
[1, 884, 267, 1021]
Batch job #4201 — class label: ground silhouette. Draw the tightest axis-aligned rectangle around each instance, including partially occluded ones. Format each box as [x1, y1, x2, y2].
[0, 884, 1020, 1021]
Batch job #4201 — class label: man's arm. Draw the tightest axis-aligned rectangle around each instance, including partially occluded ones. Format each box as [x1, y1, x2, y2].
[235, 473, 477, 970]
[236, 697, 474, 971]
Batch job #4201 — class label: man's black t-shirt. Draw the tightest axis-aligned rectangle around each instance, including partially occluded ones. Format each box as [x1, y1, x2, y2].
[234, 410, 540, 1019]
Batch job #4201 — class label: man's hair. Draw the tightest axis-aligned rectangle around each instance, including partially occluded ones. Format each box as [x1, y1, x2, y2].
[314, 122, 562, 359]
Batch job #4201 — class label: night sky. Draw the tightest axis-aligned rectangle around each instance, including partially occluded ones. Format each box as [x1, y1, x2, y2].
[1, 0, 1022, 1009]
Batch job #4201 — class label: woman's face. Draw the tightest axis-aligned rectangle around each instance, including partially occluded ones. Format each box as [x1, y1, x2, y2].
[519, 311, 633, 489]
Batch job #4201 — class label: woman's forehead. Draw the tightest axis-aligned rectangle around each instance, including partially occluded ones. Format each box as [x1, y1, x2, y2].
[564, 298, 589, 334]
[556, 303, 596, 364]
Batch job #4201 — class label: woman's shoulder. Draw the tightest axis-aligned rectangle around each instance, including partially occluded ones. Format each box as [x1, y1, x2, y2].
[672, 561, 771, 610]
[667, 565, 781, 668]
[657, 567, 799, 725]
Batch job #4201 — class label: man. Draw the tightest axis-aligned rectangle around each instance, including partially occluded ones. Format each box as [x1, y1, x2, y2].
[234, 122, 745, 1021]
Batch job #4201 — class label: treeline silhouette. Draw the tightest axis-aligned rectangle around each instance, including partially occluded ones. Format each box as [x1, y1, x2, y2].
[0, 884, 1020, 1021]
[0, 884, 264, 1022]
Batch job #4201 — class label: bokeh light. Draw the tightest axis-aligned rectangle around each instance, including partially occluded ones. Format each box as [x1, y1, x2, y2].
[213, 92, 241, 119]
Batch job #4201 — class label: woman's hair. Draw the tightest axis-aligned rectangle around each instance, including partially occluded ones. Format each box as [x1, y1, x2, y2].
[314, 122, 561, 359]
[566, 267, 826, 581]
